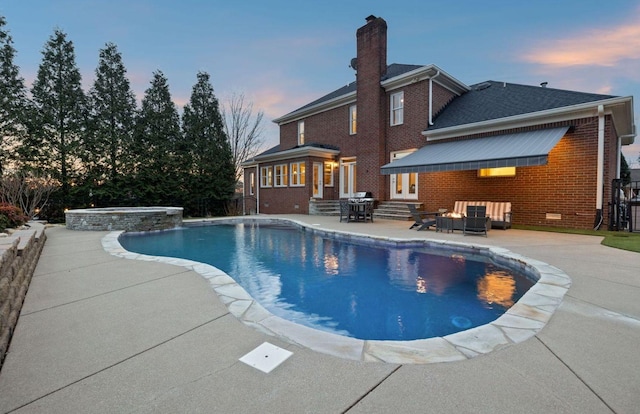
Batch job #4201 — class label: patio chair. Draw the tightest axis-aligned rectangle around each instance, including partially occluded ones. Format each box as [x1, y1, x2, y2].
[463, 205, 489, 236]
[339, 200, 351, 222]
[408, 204, 436, 231]
[360, 200, 374, 222]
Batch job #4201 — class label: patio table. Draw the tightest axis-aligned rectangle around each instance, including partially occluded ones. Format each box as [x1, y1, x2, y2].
[348, 200, 373, 222]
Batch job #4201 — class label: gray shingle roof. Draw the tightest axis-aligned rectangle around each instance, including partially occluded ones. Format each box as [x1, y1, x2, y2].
[251, 143, 340, 159]
[285, 63, 423, 115]
[382, 64, 423, 80]
[275, 69, 620, 149]
[429, 80, 617, 130]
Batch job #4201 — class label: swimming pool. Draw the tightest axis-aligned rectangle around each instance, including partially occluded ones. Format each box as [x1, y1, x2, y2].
[119, 221, 534, 341]
[103, 217, 571, 363]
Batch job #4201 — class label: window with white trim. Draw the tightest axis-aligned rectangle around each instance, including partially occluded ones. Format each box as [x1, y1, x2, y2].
[324, 162, 334, 187]
[249, 172, 255, 195]
[274, 164, 288, 187]
[260, 166, 272, 187]
[349, 105, 357, 135]
[290, 161, 305, 186]
[297, 121, 305, 145]
[390, 91, 404, 126]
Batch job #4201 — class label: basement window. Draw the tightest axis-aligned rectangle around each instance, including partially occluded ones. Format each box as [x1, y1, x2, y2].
[478, 167, 516, 178]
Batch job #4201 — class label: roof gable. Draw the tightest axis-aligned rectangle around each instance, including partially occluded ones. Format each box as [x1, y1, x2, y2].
[274, 63, 440, 124]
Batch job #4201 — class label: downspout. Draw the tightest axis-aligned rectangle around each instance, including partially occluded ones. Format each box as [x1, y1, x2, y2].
[256, 164, 260, 214]
[242, 168, 246, 215]
[594, 105, 605, 229]
[616, 136, 622, 179]
[428, 70, 441, 126]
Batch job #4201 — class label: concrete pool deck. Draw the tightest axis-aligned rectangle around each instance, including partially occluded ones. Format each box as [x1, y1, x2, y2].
[1, 215, 639, 413]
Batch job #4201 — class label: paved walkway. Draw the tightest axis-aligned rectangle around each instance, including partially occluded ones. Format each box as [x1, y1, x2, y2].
[0, 215, 639, 413]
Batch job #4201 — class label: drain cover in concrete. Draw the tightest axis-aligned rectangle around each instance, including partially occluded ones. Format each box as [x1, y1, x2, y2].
[239, 342, 293, 373]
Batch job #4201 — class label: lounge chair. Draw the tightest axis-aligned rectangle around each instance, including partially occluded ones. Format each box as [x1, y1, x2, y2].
[408, 204, 436, 231]
[463, 205, 489, 236]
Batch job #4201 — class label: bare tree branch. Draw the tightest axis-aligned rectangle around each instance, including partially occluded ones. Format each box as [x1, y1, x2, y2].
[222, 92, 265, 181]
[1, 171, 59, 218]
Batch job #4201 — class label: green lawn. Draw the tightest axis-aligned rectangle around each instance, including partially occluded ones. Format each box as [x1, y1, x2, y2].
[513, 225, 640, 253]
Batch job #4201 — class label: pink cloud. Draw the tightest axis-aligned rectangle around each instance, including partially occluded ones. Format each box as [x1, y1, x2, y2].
[218, 85, 315, 150]
[522, 17, 640, 67]
[595, 84, 613, 95]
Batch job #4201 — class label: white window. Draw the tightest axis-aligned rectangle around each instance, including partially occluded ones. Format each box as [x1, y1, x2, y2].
[349, 105, 357, 135]
[390, 150, 418, 200]
[339, 158, 357, 198]
[390, 91, 404, 126]
[290, 161, 305, 186]
[324, 162, 334, 187]
[249, 172, 255, 195]
[312, 162, 323, 198]
[274, 164, 288, 187]
[297, 121, 305, 145]
[260, 166, 272, 187]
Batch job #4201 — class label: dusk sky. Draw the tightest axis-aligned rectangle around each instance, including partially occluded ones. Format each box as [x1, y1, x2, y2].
[2, 0, 640, 167]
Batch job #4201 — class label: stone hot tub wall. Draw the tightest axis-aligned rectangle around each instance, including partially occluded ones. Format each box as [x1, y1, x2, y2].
[65, 207, 183, 232]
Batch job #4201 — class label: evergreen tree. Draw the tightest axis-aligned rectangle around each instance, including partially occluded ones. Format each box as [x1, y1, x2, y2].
[0, 16, 28, 175]
[86, 42, 137, 205]
[24, 29, 85, 210]
[132, 70, 181, 206]
[182, 71, 235, 215]
[621, 153, 630, 186]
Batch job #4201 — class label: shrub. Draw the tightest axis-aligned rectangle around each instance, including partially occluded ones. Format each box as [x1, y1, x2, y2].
[0, 214, 9, 232]
[0, 203, 28, 231]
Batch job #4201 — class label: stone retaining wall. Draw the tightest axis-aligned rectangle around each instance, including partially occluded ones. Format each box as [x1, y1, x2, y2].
[65, 207, 183, 231]
[0, 222, 46, 368]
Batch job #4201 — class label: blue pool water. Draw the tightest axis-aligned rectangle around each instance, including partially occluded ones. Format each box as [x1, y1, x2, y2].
[119, 222, 535, 340]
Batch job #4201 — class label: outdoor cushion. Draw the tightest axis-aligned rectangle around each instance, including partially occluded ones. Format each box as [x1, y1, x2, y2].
[454, 201, 512, 229]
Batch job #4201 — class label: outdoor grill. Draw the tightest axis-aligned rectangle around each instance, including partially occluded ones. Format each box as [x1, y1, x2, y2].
[348, 191, 374, 203]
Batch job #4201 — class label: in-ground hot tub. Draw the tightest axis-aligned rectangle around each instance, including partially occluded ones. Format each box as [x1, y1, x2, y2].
[65, 207, 183, 231]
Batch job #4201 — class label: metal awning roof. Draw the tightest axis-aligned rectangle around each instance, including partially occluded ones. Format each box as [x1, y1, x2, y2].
[381, 126, 569, 175]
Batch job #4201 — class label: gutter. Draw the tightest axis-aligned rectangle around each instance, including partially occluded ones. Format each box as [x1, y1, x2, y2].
[619, 132, 635, 146]
[273, 90, 357, 125]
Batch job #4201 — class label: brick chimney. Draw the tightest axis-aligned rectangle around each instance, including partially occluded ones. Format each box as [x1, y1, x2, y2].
[356, 15, 387, 80]
[356, 15, 388, 200]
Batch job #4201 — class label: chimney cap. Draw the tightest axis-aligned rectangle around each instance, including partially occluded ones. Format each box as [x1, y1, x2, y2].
[540, 81, 548, 88]
[366, 15, 377, 22]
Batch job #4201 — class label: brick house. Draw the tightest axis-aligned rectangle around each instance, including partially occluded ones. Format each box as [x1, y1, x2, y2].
[242, 15, 635, 229]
